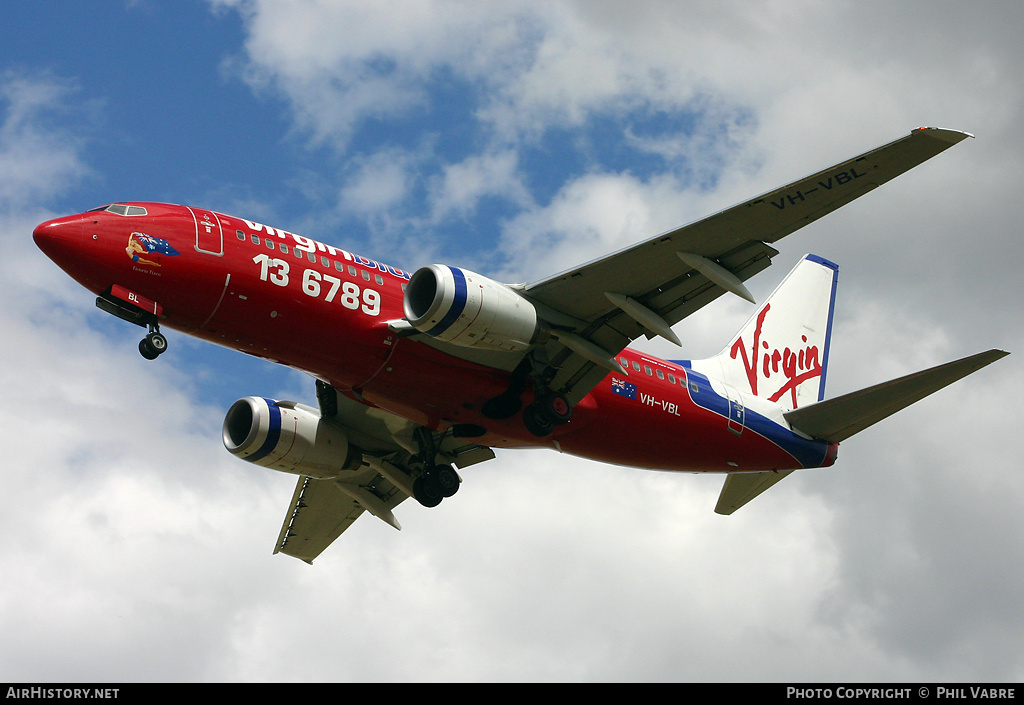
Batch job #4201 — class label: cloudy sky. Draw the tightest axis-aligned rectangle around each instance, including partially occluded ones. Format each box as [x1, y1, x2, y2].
[2, 0, 1022, 683]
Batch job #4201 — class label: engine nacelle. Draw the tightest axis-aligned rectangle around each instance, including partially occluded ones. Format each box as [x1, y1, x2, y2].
[222, 396, 361, 479]
[403, 264, 539, 352]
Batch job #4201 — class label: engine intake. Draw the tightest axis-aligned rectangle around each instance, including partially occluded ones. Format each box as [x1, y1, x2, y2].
[403, 264, 539, 352]
[222, 396, 361, 478]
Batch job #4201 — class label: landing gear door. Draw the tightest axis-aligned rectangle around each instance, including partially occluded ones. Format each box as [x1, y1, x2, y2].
[188, 207, 224, 256]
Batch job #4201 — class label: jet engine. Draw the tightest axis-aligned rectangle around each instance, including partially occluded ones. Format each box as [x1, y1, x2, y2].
[222, 396, 361, 478]
[403, 264, 540, 352]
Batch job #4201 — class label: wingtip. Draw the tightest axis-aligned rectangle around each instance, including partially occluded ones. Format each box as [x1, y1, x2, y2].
[913, 126, 975, 143]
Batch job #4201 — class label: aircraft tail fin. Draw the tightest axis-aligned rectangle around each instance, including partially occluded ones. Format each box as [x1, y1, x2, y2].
[783, 349, 1009, 443]
[694, 254, 839, 412]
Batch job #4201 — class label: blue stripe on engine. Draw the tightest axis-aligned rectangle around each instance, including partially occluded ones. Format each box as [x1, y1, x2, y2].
[246, 398, 281, 463]
[426, 266, 468, 337]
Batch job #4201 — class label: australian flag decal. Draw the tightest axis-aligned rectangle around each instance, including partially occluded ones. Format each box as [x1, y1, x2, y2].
[133, 232, 179, 256]
[611, 377, 637, 400]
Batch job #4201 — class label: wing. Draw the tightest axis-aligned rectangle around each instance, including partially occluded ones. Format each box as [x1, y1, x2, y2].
[521, 127, 972, 403]
[273, 387, 495, 563]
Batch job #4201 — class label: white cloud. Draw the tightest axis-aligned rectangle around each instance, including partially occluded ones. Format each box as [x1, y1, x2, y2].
[497, 170, 688, 280]
[428, 149, 532, 222]
[0, 72, 91, 210]
[213, 0, 535, 147]
[339, 147, 416, 215]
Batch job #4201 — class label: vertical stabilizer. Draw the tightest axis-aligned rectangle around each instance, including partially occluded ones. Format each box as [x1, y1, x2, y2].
[693, 254, 839, 412]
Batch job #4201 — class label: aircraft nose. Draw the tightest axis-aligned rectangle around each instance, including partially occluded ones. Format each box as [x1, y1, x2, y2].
[33, 214, 85, 258]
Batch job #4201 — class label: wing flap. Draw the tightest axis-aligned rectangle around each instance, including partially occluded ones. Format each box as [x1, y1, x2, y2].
[274, 476, 366, 564]
[539, 242, 778, 403]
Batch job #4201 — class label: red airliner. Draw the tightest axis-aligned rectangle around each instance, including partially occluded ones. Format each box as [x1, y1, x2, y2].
[34, 127, 1007, 562]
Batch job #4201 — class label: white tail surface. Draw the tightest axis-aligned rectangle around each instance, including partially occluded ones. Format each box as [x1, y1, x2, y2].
[691, 254, 839, 412]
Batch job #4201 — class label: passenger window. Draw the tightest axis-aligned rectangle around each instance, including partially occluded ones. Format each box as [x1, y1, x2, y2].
[362, 270, 370, 281]
[307, 252, 316, 263]
[236, 230, 245, 241]
[265, 238, 274, 248]
[335, 261, 344, 272]
[668, 374, 676, 384]
[644, 365, 652, 376]
[349, 265, 357, 277]
[375, 274, 383, 285]
[250, 234, 260, 245]
[321, 256, 330, 267]
[656, 369, 664, 380]
[632, 361, 640, 372]
[279, 243, 288, 254]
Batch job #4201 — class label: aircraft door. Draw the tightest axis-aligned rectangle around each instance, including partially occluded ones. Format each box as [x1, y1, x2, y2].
[188, 207, 224, 256]
[725, 385, 745, 436]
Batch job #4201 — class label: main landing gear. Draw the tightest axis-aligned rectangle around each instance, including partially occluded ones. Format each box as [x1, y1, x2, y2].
[313, 380, 459, 510]
[522, 391, 573, 437]
[480, 357, 573, 438]
[138, 326, 168, 360]
[411, 427, 461, 508]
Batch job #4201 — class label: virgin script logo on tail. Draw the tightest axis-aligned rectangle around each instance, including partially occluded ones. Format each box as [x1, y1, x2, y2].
[729, 304, 822, 408]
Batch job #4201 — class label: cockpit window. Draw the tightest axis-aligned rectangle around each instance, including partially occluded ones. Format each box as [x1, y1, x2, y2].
[87, 204, 148, 216]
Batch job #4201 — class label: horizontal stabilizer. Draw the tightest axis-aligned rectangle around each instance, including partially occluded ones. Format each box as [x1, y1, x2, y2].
[784, 349, 1009, 443]
[715, 470, 795, 515]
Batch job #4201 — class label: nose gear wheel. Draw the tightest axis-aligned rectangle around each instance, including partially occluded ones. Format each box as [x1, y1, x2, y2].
[139, 329, 167, 360]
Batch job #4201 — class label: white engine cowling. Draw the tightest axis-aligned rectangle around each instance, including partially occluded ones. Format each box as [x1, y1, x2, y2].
[403, 264, 539, 352]
[222, 396, 361, 479]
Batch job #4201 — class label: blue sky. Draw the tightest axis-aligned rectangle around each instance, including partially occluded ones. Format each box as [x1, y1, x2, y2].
[3, 0, 1024, 683]
[6, 2, 724, 277]
[6, 5, 262, 201]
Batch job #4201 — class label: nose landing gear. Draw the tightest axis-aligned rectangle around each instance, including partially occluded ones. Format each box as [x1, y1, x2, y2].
[94, 287, 169, 361]
[138, 328, 168, 360]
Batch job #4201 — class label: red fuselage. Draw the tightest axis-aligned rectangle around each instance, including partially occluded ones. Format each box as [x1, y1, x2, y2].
[34, 202, 834, 473]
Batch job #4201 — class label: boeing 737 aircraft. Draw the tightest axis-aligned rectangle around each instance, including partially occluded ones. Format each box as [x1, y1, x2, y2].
[34, 127, 1007, 563]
